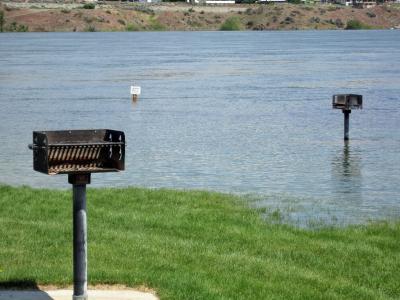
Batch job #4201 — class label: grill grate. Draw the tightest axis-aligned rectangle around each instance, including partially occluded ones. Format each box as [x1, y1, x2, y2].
[49, 145, 103, 163]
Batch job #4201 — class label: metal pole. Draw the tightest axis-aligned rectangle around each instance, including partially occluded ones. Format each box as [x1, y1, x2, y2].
[72, 184, 88, 300]
[343, 110, 351, 141]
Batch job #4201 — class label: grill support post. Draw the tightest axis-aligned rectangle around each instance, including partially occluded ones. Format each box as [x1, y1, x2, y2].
[69, 174, 91, 300]
[343, 110, 351, 141]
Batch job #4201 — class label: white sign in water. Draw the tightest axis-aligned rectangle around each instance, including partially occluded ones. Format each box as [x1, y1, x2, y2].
[130, 86, 141, 95]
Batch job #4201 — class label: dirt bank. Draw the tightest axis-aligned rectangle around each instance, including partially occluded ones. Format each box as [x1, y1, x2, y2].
[1, 1, 400, 32]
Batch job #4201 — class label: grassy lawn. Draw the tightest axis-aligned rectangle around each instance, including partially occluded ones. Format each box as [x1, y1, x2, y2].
[0, 185, 399, 299]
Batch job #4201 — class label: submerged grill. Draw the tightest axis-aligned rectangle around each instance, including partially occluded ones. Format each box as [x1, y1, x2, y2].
[29, 129, 125, 175]
[332, 94, 363, 111]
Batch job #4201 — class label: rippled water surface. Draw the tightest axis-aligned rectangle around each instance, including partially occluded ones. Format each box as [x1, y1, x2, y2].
[0, 31, 399, 224]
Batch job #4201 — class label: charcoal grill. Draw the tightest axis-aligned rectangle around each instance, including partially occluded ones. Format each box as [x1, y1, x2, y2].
[332, 94, 363, 140]
[332, 94, 363, 111]
[29, 129, 125, 175]
[29, 129, 125, 300]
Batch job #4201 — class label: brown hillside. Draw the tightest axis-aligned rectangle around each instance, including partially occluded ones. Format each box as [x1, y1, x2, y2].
[1, 2, 400, 32]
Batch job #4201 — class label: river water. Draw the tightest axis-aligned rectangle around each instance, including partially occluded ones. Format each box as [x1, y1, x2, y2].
[0, 31, 399, 224]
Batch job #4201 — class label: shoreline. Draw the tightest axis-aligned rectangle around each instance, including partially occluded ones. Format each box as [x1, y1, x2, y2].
[0, 183, 398, 226]
[1, 2, 400, 32]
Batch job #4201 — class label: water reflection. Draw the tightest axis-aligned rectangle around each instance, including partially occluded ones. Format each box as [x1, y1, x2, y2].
[131, 97, 138, 110]
[331, 141, 362, 197]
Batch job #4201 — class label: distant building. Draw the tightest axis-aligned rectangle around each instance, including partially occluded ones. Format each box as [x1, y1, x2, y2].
[335, 0, 353, 5]
[257, 0, 287, 3]
[352, 0, 377, 7]
[331, 0, 380, 7]
[187, 0, 235, 3]
[129, 0, 161, 2]
[323, 0, 398, 7]
[301, 0, 319, 4]
[206, 0, 235, 3]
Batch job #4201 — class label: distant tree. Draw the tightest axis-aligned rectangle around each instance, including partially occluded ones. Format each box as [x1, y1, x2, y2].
[0, 10, 4, 32]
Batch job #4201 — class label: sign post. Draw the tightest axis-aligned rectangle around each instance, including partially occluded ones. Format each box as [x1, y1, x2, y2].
[130, 85, 141, 101]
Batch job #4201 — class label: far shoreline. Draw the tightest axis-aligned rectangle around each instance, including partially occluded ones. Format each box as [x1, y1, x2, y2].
[1, 2, 400, 33]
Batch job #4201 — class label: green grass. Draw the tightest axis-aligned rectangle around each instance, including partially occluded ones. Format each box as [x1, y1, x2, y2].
[0, 185, 399, 299]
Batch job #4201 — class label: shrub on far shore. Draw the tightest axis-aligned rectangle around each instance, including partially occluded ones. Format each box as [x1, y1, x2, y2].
[133, 5, 155, 15]
[126, 23, 139, 31]
[85, 25, 96, 32]
[6, 21, 28, 32]
[345, 19, 371, 30]
[82, 3, 95, 9]
[149, 17, 165, 31]
[0, 10, 4, 32]
[220, 16, 242, 31]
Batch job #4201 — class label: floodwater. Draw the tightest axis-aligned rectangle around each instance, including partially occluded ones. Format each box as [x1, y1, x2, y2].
[0, 31, 399, 224]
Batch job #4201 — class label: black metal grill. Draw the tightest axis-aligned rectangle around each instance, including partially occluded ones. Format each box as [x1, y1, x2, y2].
[28, 128, 126, 300]
[332, 94, 363, 141]
[332, 94, 363, 110]
[29, 129, 125, 175]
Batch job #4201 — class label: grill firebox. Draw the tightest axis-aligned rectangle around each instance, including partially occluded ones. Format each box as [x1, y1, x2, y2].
[30, 129, 125, 174]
